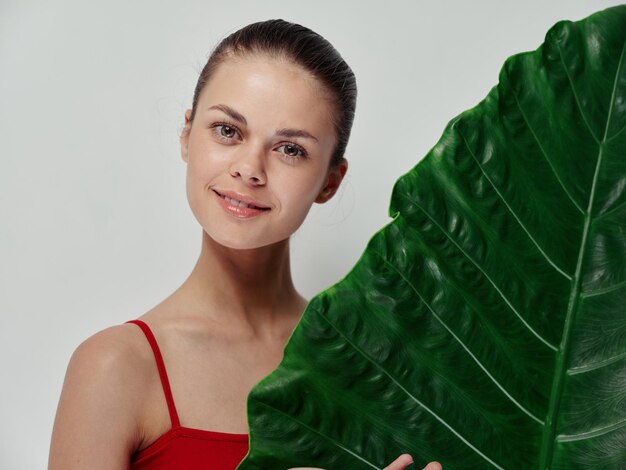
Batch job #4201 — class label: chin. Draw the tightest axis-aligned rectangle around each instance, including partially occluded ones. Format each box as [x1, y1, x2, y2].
[207, 231, 290, 251]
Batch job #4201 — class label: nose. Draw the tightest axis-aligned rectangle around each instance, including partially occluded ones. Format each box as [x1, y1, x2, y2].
[228, 144, 266, 186]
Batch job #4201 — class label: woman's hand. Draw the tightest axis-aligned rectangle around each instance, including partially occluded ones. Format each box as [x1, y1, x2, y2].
[384, 454, 442, 470]
[288, 454, 442, 470]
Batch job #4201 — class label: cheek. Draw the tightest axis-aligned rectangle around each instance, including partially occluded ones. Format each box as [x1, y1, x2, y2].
[279, 171, 326, 211]
[185, 164, 203, 217]
[186, 141, 229, 183]
[185, 149, 218, 211]
[185, 160, 207, 204]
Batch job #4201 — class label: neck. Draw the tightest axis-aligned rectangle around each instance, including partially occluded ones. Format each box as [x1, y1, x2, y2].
[177, 231, 306, 336]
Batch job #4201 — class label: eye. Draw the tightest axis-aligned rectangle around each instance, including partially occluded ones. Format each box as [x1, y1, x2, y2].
[219, 125, 236, 138]
[277, 143, 308, 160]
[211, 122, 241, 141]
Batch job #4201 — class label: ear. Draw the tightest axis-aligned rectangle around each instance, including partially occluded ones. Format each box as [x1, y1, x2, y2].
[315, 158, 348, 204]
[180, 109, 193, 163]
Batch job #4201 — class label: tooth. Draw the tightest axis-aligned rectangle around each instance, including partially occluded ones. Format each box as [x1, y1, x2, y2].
[225, 195, 252, 208]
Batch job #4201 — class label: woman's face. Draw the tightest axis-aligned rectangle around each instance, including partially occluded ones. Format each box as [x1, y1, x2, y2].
[180, 54, 346, 250]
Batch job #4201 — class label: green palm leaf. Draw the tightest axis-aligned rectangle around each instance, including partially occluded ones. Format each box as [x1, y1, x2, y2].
[239, 6, 626, 469]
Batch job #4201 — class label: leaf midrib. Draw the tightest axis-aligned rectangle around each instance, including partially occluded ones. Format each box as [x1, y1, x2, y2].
[538, 36, 626, 469]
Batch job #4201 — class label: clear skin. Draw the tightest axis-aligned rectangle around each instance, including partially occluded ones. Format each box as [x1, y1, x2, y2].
[48, 53, 441, 470]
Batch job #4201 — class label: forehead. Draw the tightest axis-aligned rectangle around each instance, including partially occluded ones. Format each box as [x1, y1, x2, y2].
[198, 54, 336, 135]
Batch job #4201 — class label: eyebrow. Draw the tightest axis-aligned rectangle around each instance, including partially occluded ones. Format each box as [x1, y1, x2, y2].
[207, 104, 319, 142]
[275, 128, 319, 142]
[208, 104, 248, 126]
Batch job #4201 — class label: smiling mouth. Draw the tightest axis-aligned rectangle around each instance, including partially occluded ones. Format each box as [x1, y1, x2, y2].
[213, 190, 270, 210]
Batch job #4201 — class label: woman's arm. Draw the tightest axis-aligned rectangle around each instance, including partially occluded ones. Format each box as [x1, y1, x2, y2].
[48, 326, 146, 470]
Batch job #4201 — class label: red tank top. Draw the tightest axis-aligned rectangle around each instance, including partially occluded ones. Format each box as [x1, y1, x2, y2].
[126, 320, 249, 469]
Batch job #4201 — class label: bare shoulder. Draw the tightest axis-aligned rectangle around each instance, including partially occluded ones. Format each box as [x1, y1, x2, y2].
[72, 323, 149, 367]
[65, 323, 154, 393]
[49, 323, 153, 470]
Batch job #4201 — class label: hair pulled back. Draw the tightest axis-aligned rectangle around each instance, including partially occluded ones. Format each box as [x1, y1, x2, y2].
[188, 19, 357, 167]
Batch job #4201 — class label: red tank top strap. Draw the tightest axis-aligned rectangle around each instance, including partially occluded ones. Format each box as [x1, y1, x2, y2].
[126, 319, 181, 428]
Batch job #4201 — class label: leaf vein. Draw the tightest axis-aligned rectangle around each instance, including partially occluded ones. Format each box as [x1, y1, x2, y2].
[581, 278, 626, 298]
[372, 249, 544, 425]
[401, 193, 558, 351]
[510, 86, 585, 215]
[318, 311, 505, 469]
[251, 398, 381, 469]
[604, 119, 626, 143]
[601, 38, 626, 142]
[459, 131, 573, 280]
[593, 198, 626, 224]
[567, 351, 626, 375]
[556, 43, 601, 144]
[556, 417, 626, 442]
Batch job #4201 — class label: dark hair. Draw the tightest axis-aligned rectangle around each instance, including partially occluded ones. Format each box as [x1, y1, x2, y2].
[188, 19, 357, 167]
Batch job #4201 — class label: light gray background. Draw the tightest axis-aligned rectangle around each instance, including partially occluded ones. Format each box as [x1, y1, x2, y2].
[1, 1, 622, 468]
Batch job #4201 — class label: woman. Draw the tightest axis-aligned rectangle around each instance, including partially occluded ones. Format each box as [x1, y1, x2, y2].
[49, 19, 441, 470]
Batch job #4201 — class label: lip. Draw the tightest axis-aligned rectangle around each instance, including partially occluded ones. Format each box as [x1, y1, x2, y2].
[212, 189, 271, 219]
